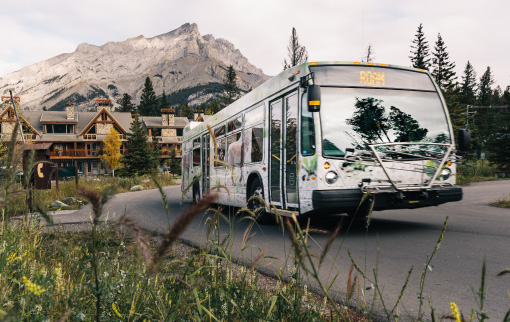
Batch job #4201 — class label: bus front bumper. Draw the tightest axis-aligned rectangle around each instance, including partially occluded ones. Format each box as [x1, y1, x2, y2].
[311, 187, 463, 213]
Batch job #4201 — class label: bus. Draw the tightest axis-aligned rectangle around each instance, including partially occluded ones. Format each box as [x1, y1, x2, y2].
[181, 62, 469, 223]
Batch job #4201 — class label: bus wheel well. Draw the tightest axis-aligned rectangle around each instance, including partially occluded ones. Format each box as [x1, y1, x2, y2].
[246, 173, 262, 201]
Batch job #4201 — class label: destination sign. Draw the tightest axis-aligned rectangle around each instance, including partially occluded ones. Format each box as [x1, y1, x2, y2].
[310, 65, 436, 91]
[360, 71, 385, 86]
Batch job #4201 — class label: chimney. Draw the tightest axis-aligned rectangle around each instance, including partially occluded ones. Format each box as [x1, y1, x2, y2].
[1, 96, 20, 111]
[194, 109, 199, 121]
[200, 109, 204, 118]
[161, 108, 175, 125]
[66, 101, 74, 120]
[95, 99, 111, 112]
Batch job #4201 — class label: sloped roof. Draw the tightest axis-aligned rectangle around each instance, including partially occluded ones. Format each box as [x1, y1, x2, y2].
[40, 111, 77, 123]
[78, 110, 133, 135]
[142, 116, 189, 128]
[22, 111, 44, 134]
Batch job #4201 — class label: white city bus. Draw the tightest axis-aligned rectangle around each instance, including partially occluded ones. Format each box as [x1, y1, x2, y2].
[182, 62, 468, 223]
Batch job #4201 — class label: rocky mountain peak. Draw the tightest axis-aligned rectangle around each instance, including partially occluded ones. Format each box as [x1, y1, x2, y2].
[0, 23, 269, 111]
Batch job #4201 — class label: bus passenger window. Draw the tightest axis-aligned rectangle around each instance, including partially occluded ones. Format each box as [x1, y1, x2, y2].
[227, 133, 242, 166]
[245, 105, 264, 127]
[228, 116, 242, 132]
[215, 138, 226, 167]
[301, 96, 315, 155]
[243, 125, 263, 163]
[192, 138, 201, 166]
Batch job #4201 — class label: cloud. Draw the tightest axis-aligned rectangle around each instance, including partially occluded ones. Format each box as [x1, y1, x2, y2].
[1, 0, 509, 87]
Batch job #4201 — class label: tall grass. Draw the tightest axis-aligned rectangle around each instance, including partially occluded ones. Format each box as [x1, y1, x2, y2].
[457, 159, 498, 185]
[2, 127, 510, 321]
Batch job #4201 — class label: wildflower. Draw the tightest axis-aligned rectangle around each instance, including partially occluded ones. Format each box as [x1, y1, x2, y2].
[77, 312, 86, 321]
[112, 303, 122, 318]
[54, 263, 64, 293]
[450, 302, 461, 322]
[22, 276, 46, 295]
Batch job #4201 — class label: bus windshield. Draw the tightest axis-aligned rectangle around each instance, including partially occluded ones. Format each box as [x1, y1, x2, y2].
[319, 87, 451, 157]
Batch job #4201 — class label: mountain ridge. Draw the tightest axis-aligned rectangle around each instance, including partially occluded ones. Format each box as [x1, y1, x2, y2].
[0, 23, 269, 111]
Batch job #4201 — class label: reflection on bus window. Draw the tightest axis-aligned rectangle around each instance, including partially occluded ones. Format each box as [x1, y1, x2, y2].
[320, 88, 451, 157]
[215, 138, 226, 167]
[227, 133, 242, 166]
[243, 125, 263, 163]
[245, 105, 264, 127]
[301, 95, 315, 155]
[227, 116, 242, 132]
[192, 138, 201, 166]
[214, 124, 225, 137]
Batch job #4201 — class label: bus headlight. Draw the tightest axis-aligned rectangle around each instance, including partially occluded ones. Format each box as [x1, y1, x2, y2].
[325, 171, 338, 184]
[441, 168, 451, 180]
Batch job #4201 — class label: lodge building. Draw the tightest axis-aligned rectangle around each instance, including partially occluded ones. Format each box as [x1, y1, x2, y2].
[0, 97, 191, 175]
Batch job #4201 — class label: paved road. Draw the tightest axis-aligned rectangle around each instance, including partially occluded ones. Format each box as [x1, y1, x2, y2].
[52, 180, 510, 320]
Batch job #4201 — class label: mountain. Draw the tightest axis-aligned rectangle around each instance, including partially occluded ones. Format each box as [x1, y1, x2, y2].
[0, 23, 269, 111]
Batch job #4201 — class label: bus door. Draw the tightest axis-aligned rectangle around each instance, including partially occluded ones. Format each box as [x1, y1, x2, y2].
[269, 91, 299, 210]
[201, 133, 210, 194]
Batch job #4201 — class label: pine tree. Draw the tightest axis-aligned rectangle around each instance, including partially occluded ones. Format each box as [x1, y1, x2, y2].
[283, 27, 308, 70]
[150, 133, 161, 171]
[478, 67, 494, 106]
[100, 127, 122, 176]
[492, 86, 504, 105]
[503, 86, 510, 106]
[169, 147, 181, 176]
[221, 65, 240, 107]
[138, 77, 158, 116]
[159, 90, 169, 110]
[431, 33, 457, 92]
[362, 44, 375, 63]
[124, 114, 158, 176]
[409, 23, 431, 70]
[459, 61, 477, 106]
[116, 93, 135, 113]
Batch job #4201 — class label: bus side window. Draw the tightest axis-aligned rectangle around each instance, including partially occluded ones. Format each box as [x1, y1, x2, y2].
[227, 132, 243, 166]
[215, 137, 226, 167]
[301, 94, 316, 155]
[243, 124, 263, 163]
[192, 138, 201, 166]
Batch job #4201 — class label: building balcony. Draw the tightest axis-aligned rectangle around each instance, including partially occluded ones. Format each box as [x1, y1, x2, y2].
[50, 149, 128, 158]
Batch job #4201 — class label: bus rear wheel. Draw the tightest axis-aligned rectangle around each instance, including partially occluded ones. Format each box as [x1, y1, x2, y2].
[192, 182, 200, 204]
[248, 178, 272, 225]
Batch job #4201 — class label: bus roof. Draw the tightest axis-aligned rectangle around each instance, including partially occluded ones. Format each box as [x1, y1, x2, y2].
[183, 61, 430, 139]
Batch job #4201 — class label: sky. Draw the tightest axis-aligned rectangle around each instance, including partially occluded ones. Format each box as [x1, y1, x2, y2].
[1, 0, 509, 89]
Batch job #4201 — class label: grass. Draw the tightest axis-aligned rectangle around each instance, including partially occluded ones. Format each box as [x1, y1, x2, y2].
[2, 127, 510, 321]
[0, 203, 362, 321]
[4, 174, 177, 218]
[457, 159, 500, 185]
[490, 196, 510, 208]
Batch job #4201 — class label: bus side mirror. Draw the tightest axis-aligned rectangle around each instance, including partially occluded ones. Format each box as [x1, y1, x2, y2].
[307, 85, 321, 112]
[458, 129, 471, 153]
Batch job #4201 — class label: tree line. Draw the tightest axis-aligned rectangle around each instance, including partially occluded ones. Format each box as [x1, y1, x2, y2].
[115, 64, 242, 118]
[285, 25, 510, 167]
[408, 23, 510, 166]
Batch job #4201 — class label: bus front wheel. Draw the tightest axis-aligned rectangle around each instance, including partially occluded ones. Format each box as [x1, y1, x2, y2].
[248, 178, 272, 225]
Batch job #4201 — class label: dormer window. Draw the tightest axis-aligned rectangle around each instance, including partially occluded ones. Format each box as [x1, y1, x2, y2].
[46, 124, 75, 134]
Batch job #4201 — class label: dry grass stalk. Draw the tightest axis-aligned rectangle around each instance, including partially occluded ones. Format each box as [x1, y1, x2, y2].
[284, 217, 303, 263]
[249, 250, 264, 270]
[319, 222, 341, 266]
[58, 309, 73, 322]
[153, 193, 217, 270]
[118, 217, 154, 267]
[77, 188, 102, 223]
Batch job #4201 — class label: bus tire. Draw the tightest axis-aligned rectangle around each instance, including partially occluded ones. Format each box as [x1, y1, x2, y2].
[192, 182, 200, 204]
[248, 178, 272, 225]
